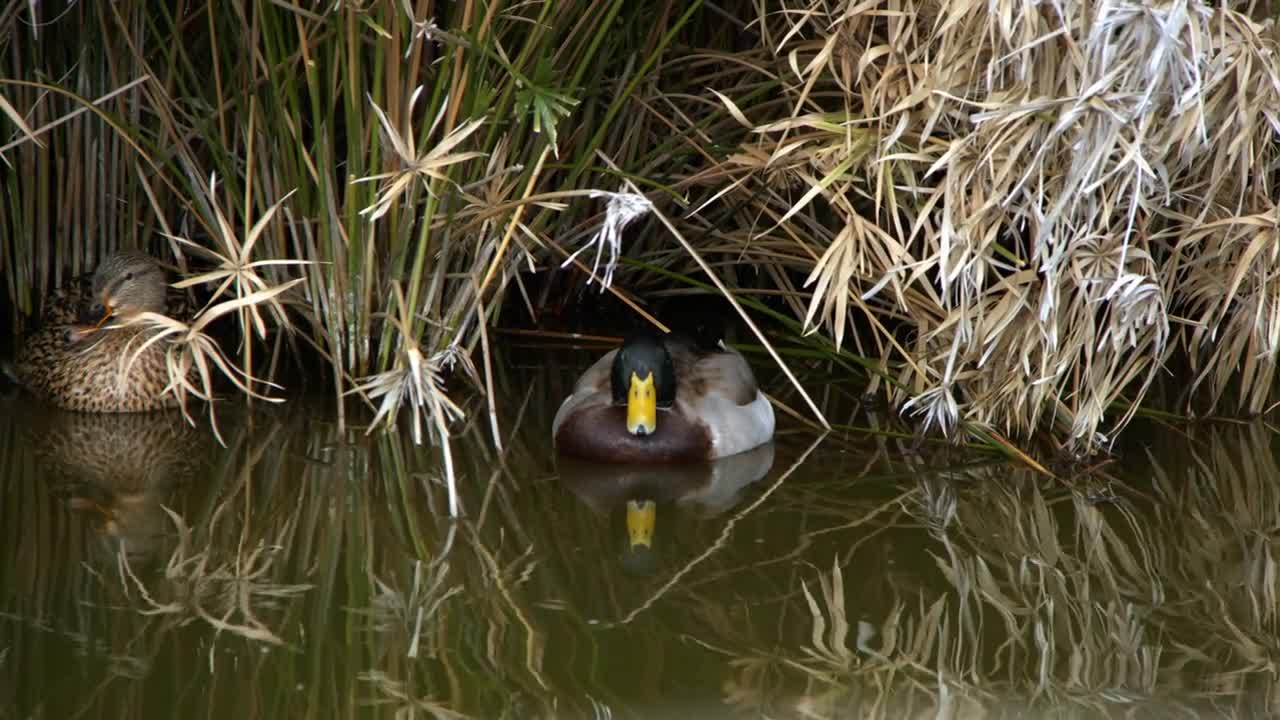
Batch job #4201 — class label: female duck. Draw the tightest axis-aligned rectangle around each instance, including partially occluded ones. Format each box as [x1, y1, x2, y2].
[8, 250, 178, 413]
[552, 332, 774, 463]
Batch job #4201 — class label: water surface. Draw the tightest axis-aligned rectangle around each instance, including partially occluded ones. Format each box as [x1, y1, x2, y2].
[1, 367, 1276, 718]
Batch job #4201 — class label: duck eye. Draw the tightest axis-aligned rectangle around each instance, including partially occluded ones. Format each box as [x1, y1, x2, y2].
[124, 271, 135, 281]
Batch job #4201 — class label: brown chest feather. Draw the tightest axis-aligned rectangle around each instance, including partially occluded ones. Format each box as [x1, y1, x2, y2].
[13, 325, 178, 413]
[554, 404, 713, 464]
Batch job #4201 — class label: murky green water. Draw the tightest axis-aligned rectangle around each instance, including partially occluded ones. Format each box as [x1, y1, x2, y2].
[2, 365, 1278, 718]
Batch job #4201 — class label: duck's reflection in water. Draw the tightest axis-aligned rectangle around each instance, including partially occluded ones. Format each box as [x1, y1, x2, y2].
[556, 443, 775, 574]
[21, 406, 210, 566]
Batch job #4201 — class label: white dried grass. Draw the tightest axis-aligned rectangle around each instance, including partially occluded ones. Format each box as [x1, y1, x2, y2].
[693, 0, 1280, 449]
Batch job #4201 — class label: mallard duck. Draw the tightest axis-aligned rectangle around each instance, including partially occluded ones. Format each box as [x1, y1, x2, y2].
[7, 250, 180, 413]
[552, 331, 775, 463]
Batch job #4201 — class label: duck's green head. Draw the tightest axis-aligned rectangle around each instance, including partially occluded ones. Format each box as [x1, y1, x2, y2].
[87, 251, 167, 325]
[610, 332, 676, 436]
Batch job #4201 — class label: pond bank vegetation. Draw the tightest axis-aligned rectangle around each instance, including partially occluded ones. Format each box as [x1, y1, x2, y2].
[2, 1, 1279, 459]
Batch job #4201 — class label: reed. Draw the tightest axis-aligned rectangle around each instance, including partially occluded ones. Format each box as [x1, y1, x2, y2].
[2, 1, 1279, 454]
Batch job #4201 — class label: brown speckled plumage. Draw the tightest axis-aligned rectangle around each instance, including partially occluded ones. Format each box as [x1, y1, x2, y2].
[11, 251, 184, 413]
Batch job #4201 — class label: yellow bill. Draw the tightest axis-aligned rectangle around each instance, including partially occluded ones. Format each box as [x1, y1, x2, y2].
[626, 499, 656, 549]
[626, 370, 657, 435]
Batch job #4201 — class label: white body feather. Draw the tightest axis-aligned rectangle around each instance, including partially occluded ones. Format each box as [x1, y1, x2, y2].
[682, 387, 775, 459]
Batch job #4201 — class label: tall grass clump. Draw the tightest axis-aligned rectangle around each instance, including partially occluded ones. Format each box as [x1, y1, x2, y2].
[3, 1, 1280, 452]
[627, 1, 1280, 450]
[0, 1, 737, 478]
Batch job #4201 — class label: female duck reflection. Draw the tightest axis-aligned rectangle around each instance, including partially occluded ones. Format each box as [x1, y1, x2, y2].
[10, 401, 211, 565]
[556, 443, 775, 574]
